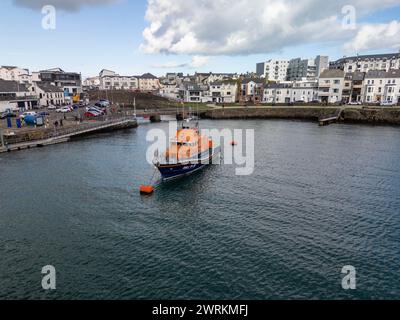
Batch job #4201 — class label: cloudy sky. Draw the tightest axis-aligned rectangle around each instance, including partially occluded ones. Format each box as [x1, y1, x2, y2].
[1, 0, 399, 78]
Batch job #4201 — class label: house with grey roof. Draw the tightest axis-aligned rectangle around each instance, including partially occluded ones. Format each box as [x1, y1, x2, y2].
[179, 82, 209, 103]
[33, 82, 66, 107]
[362, 70, 400, 105]
[206, 80, 238, 104]
[239, 78, 265, 104]
[0, 79, 38, 111]
[263, 80, 318, 104]
[318, 69, 346, 104]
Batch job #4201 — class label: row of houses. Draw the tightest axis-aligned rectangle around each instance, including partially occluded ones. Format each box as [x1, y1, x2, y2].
[157, 68, 400, 105]
[0, 79, 67, 112]
[0, 66, 83, 110]
[83, 70, 160, 92]
[262, 69, 400, 105]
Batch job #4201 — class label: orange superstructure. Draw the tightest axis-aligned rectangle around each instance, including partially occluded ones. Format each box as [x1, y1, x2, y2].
[164, 128, 212, 162]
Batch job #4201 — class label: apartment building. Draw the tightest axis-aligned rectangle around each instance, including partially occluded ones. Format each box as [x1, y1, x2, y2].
[32, 68, 82, 100]
[0, 66, 32, 84]
[138, 73, 160, 92]
[287, 56, 329, 81]
[330, 53, 400, 73]
[256, 60, 289, 82]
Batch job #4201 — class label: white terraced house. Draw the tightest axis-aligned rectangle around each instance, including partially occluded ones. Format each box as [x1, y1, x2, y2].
[159, 82, 180, 100]
[99, 69, 138, 90]
[318, 69, 345, 104]
[362, 70, 400, 105]
[263, 80, 318, 104]
[207, 80, 238, 103]
[179, 82, 209, 103]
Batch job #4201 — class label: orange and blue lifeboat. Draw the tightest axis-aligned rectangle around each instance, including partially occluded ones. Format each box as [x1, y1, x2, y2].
[154, 126, 220, 181]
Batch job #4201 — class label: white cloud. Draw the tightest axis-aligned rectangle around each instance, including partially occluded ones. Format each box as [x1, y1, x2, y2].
[152, 56, 210, 69]
[140, 0, 400, 56]
[344, 20, 400, 52]
[13, 0, 120, 11]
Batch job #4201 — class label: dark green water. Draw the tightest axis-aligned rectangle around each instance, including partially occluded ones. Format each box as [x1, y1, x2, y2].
[1, 120, 400, 300]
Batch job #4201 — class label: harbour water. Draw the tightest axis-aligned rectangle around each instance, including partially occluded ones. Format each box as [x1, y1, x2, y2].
[1, 119, 400, 300]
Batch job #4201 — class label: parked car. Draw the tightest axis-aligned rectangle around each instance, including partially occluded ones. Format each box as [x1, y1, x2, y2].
[19, 111, 37, 119]
[380, 101, 395, 107]
[56, 107, 72, 113]
[38, 111, 50, 117]
[294, 100, 305, 104]
[348, 101, 362, 106]
[84, 111, 101, 118]
[96, 100, 110, 108]
[86, 106, 105, 115]
[47, 105, 57, 110]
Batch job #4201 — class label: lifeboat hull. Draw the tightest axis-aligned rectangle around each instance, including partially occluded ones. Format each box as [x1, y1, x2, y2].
[156, 147, 220, 181]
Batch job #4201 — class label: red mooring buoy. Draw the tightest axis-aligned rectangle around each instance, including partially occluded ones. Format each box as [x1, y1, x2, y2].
[140, 185, 154, 195]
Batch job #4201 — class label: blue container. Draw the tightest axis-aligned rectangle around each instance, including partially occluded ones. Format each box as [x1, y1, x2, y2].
[24, 115, 37, 126]
[7, 117, 12, 128]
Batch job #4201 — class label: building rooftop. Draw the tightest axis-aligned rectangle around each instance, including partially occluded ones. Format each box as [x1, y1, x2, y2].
[333, 53, 400, 64]
[265, 83, 292, 89]
[319, 69, 345, 78]
[36, 82, 64, 93]
[241, 78, 264, 84]
[139, 73, 158, 79]
[345, 71, 366, 81]
[0, 79, 30, 93]
[386, 69, 400, 78]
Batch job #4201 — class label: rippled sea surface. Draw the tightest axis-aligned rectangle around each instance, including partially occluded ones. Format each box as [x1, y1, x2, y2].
[1, 120, 400, 300]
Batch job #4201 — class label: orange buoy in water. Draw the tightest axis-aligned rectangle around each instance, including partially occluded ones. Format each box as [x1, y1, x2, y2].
[140, 185, 154, 195]
[231, 141, 238, 146]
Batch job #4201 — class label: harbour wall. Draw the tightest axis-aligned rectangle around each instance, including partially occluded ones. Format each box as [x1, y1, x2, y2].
[202, 107, 400, 125]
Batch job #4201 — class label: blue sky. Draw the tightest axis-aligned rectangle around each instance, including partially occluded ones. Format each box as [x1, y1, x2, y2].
[0, 0, 399, 79]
